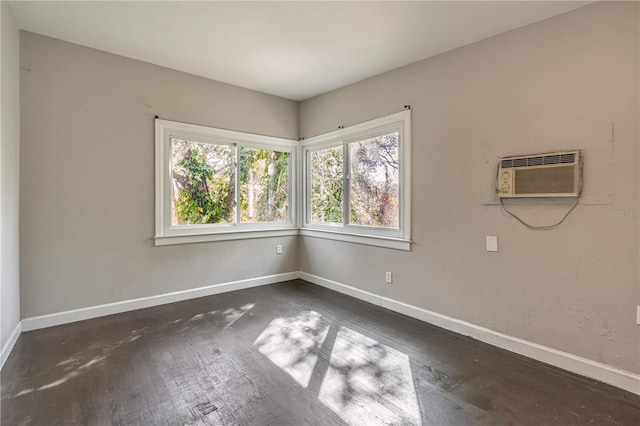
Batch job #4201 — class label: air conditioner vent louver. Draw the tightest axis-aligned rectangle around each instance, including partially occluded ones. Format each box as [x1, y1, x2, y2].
[527, 156, 544, 166]
[507, 153, 577, 168]
[543, 155, 561, 165]
[498, 150, 582, 198]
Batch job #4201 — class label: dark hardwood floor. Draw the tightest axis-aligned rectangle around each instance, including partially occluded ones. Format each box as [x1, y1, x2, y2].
[2, 280, 639, 425]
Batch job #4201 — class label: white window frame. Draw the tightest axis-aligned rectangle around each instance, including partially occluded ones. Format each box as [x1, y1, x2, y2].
[155, 119, 298, 246]
[300, 110, 411, 251]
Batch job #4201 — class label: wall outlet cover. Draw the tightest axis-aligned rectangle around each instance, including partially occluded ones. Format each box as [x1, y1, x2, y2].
[486, 236, 498, 252]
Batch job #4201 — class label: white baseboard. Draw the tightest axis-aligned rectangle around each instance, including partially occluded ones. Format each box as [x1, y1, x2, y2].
[1, 321, 22, 370]
[22, 272, 300, 332]
[300, 272, 640, 396]
[299, 272, 380, 306]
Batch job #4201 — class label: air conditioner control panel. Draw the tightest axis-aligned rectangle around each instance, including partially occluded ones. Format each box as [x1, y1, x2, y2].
[499, 171, 512, 195]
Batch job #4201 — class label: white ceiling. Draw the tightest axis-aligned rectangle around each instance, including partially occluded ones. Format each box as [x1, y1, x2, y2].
[9, 1, 590, 101]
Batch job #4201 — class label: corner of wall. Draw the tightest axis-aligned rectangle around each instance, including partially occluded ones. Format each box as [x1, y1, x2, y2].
[0, 0, 21, 355]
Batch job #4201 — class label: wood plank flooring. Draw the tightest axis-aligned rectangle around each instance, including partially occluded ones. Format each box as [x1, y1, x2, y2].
[2, 280, 639, 425]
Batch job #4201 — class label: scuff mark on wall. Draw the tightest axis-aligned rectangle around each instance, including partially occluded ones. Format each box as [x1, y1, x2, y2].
[599, 319, 617, 341]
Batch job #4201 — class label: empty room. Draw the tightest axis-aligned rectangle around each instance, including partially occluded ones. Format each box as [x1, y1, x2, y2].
[1, 1, 639, 425]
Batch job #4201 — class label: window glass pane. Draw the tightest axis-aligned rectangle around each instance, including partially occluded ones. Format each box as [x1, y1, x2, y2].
[349, 132, 399, 228]
[240, 148, 289, 223]
[171, 139, 235, 225]
[310, 146, 343, 223]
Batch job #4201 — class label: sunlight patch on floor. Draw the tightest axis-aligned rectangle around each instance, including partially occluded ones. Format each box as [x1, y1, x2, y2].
[318, 327, 421, 426]
[38, 370, 80, 391]
[254, 311, 329, 387]
[223, 303, 256, 331]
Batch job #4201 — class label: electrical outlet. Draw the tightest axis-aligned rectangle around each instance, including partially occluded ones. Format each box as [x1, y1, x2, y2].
[636, 306, 640, 325]
[385, 272, 392, 284]
[486, 236, 498, 252]
[276, 244, 282, 254]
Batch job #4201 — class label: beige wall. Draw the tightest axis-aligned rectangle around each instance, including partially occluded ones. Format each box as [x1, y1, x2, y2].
[1, 1, 21, 351]
[20, 32, 299, 318]
[299, 2, 639, 374]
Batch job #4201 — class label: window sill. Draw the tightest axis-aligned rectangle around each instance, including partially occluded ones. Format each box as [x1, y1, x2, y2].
[154, 227, 411, 250]
[299, 228, 411, 251]
[154, 228, 299, 246]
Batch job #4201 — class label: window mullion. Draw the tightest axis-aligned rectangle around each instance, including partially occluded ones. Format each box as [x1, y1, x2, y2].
[234, 144, 240, 227]
[343, 142, 350, 227]
[306, 147, 313, 225]
[302, 148, 310, 227]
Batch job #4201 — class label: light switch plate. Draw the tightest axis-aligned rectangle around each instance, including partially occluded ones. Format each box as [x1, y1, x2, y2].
[486, 236, 498, 252]
[636, 306, 640, 325]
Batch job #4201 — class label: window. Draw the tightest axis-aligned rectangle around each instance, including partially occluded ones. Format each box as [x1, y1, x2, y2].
[348, 131, 400, 228]
[302, 110, 411, 250]
[239, 147, 290, 223]
[155, 119, 298, 245]
[310, 145, 343, 224]
[171, 139, 235, 226]
[156, 112, 409, 249]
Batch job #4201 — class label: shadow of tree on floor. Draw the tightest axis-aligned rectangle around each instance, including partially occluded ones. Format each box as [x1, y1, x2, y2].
[4, 301, 257, 400]
[254, 311, 421, 425]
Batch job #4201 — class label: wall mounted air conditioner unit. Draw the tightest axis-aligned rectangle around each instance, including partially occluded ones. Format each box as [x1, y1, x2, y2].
[498, 150, 583, 198]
